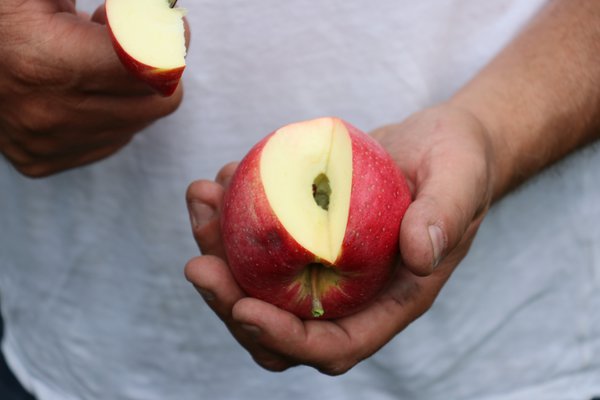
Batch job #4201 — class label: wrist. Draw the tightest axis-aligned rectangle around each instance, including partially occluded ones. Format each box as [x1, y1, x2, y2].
[447, 0, 600, 202]
[446, 95, 516, 203]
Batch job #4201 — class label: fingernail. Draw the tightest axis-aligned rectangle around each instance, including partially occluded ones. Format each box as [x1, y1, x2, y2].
[188, 202, 215, 230]
[241, 324, 261, 340]
[428, 224, 445, 269]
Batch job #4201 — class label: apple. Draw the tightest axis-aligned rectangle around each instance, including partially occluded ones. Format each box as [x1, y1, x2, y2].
[105, 0, 187, 96]
[221, 117, 411, 319]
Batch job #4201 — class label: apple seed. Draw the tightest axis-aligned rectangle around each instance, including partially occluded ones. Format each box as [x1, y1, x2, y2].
[312, 173, 331, 211]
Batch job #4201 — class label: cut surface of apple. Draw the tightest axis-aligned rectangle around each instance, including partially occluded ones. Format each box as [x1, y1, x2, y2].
[106, 0, 187, 95]
[260, 117, 352, 265]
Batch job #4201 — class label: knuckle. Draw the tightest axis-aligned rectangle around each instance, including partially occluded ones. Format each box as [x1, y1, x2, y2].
[10, 50, 73, 89]
[10, 98, 64, 136]
[14, 163, 54, 179]
[317, 360, 354, 376]
[0, 141, 31, 166]
[252, 355, 290, 373]
[23, 109, 62, 136]
[21, 137, 61, 157]
[156, 91, 184, 118]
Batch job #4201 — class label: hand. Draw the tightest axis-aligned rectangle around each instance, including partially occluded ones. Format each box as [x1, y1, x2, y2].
[185, 104, 498, 375]
[0, 1, 185, 177]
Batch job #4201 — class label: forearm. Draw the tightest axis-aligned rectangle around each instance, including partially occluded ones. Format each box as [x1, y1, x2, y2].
[451, 0, 600, 201]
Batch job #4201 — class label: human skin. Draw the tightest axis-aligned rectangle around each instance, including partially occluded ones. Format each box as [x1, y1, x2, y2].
[0, 1, 186, 177]
[185, 0, 600, 375]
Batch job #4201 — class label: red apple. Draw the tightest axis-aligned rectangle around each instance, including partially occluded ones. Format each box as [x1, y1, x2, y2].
[221, 117, 411, 319]
[105, 0, 187, 96]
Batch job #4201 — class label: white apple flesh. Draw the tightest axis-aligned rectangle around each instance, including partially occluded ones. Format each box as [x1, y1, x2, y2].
[105, 0, 186, 96]
[221, 117, 411, 319]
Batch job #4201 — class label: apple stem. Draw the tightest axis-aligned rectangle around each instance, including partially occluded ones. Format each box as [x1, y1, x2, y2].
[310, 264, 325, 318]
[168, 0, 178, 8]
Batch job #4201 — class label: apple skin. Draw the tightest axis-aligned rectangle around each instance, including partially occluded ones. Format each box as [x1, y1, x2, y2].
[221, 118, 412, 319]
[106, 19, 184, 97]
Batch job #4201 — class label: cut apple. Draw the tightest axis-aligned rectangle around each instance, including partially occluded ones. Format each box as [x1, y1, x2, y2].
[106, 0, 187, 96]
[221, 117, 412, 319]
[260, 118, 352, 264]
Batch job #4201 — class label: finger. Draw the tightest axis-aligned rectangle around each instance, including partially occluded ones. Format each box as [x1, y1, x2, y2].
[185, 256, 246, 318]
[15, 89, 183, 137]
[232, 267, 443, 376]
[67, 89, 184, 131]
[2, 94, 156, 157]
[0, 134, 33, 167]
[186, 180, 226, 257]
[90, 4, 107, 24]
[11, 132, 134, 178]
[186, 163, 238, 257]
[232, 297, 361, 375]
[57, 0, 77, 13]
[184, 256, 294, 371]
[399, 147, 490, 276]
[215, 162, 238, 187]
[50, 13, 158, 96]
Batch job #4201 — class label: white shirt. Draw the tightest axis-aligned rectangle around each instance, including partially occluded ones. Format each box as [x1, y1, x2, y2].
[2, 1, 599, 399]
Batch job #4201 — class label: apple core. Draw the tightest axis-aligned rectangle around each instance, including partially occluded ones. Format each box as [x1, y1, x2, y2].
[312, 173, 331, 210]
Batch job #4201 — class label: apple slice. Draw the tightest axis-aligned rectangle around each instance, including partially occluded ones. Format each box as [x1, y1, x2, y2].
[221, 117, 412, 319]
[106, 0, 187, 96]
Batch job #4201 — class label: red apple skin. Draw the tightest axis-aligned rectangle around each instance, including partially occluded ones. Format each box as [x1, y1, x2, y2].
[106, 20, 184, 97]
[221, 118, 412, 319]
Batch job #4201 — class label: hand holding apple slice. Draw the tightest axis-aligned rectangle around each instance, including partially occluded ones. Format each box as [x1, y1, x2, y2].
[105, 0, 187, 96]
[221, 117, 411, 319]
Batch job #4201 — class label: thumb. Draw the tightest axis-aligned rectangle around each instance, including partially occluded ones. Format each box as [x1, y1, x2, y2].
[46, 11, 156, 95]
[399, 153, 490, 276]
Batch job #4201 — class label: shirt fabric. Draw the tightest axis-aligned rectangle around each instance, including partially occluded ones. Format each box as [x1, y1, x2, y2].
[1, 1, 599, 399]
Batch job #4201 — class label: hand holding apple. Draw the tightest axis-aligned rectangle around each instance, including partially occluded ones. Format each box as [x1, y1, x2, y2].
[0, 1, 183, 177]
[185, 104, 497, 374]
[220, 117, 411, 319]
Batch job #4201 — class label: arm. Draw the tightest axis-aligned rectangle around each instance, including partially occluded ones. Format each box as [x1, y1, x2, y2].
[185, 0, 600, 375]
[0, 1, 184, 177]
[453, 0, 600, 201]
